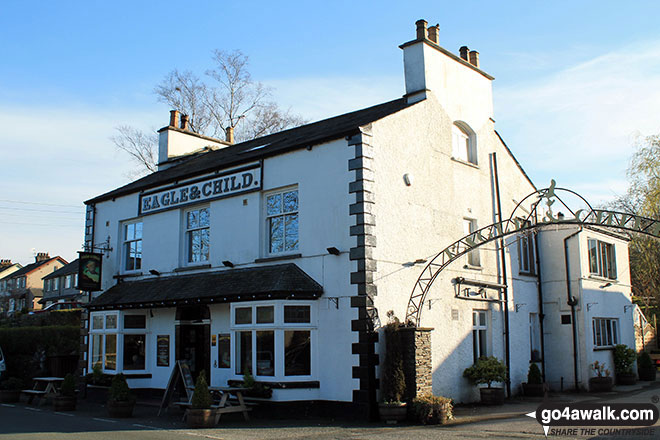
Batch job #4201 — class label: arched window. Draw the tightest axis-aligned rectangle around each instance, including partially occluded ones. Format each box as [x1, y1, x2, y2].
[452, 122, 477, 165]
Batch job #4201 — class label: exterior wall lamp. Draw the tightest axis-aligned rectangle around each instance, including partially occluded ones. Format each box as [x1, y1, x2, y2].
[222, 260, 234, 268]
[326, 247, 341, 256]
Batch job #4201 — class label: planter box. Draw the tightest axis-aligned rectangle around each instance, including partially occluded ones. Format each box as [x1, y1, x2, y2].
[589, 377, 613, 392]
[616, 373, 637, 386]
[107, 399, 135, 418]
[638, 367, 657, 382]
[85, 384, 110, 404]
[522, 383, 545, 397]
[0, 390, 21, 403]
[378, 403, 407, 424]
[53, 396, 77, 411]
[186, 409, 217, 428]
[480, 387, 504, 405]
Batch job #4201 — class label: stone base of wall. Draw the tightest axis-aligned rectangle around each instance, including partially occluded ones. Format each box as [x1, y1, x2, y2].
[398, 327, 433, 400]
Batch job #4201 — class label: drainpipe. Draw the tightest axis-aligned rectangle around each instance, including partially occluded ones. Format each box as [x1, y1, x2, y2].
[533, 231, 546, 382]
[491, 153, 511, 398]
[564, 228, 581, 392]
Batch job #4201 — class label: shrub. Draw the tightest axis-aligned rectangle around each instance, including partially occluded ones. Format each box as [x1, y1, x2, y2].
[411, 394, 453, 424]
[613, 344, 637, 374]
[191, 371, 212, 409]
[381, 312, 406, 403]
[590, 361, 610, 377]
[60, 374, 76, 397]
[463, 356, 507, 388]
[638, 351, 653, 369]
[0, 377, 23, 391]
[527, 363, 542, 385]
[109, 374, 133, 402]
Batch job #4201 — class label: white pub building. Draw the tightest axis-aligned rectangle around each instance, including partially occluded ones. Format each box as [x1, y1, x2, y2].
[83, 20, 637, 418]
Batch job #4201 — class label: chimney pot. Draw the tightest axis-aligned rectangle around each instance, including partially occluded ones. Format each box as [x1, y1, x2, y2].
[181, 114, 189, 131]
[415, 19, 428, 40]
[169, 110, 180, 127]
[468, 50, 480, 68]
[35, 252, 50, 263]
[459, 46, 469, 61]
[226, 127, 234, 144]
[427, 25, 439, 44]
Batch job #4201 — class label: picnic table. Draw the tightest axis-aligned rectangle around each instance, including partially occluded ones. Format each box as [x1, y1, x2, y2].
[175, 386, 253, 423]
[22, 377, 64, 405]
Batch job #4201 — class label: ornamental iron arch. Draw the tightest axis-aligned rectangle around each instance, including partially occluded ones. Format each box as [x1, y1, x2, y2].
[405, 180, 660, 326]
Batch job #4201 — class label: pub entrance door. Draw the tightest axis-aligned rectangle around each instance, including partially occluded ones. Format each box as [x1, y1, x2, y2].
[175, 305, 210, 382]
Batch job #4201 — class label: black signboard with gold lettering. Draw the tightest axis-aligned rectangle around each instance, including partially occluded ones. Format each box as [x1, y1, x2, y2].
[78, 251, 102, 291]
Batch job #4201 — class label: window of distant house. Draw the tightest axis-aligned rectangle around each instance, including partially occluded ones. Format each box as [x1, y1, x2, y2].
[123, 221, 143, 271]
[64, 275, 72, 289]
[52, 277, 58, 291]
[518, 231, 536, 275]
[588, 239, 617, 280]
[266, 189, 299, 254]
[452, 123, 477, 165]
[472, 310, 488, 362]
[19, 277, 26, 288]
[463, 218, 480, 267]
[593, 318, 618, 348]
[185, 207, 210, 263]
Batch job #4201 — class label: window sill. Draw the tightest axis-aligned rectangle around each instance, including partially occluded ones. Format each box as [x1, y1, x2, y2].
[519, 271, 538, 278]
[451, 157, 479, 169]
[113, 272, 143, 279]
[228, 379, 319, 389]
[463, 264, 482, 271]
[593, 346, 615, 352]
[255, 254, 302, 264]
[587, 275, 618, 283]
[174, 264, 212, 272]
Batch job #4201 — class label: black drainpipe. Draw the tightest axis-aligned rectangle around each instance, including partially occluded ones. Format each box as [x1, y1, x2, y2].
[533, 231, 546, 382]
[491, 153, 511, 398]
[564, 229, 581, 392]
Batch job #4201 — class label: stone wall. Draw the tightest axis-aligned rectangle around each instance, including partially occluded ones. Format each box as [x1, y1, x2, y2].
[399, 327, 433, 400]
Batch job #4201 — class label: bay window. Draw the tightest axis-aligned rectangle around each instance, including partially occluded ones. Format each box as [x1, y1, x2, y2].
[89, 312, 147, 372]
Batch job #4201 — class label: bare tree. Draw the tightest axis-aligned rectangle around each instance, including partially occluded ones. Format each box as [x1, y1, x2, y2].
[113, 50, 305, 176]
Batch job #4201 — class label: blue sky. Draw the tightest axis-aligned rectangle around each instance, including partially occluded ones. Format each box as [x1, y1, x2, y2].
[2, 1, 660, 264]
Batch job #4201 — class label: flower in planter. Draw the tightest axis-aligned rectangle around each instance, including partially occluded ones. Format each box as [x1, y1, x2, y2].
[590, 361, 610, 378]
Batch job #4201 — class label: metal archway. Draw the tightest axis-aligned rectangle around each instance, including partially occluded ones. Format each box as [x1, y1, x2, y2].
[405, 181, 660, 326]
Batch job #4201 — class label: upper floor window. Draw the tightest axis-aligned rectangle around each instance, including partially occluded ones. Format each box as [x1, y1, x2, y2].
[266, 189, 299, 254]
[463, 218, 480, 267]
[185, 207, 210, 263]
[588, 239, 616, 280]
[52, 277, 59, 290]
[472, 310, 488, 362]
[452, 123, 477, 165]
[123, 221, 143, 271]
[64, 275, 72, 289]
[518, 232, 536, 275]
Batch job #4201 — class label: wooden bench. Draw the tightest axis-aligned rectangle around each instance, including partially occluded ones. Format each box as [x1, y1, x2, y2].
[21, 389, 46, 404]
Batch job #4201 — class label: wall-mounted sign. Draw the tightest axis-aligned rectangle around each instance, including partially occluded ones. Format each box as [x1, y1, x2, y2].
[157, 335, 170, 367]
[139, 163, 262, 215]
[78, 252, 102, 291]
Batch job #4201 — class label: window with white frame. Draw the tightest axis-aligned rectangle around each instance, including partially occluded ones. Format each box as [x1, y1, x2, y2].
[231, 302, 313, 379]
[266, 189, 299, 254]
[123, 221, 143, 271]
[122, 315, 146, 370]
[463, 218, 481, 267]
[185, 207, 210, 263]
[90, 312, 147, 372]
[64, 275, 72, 289]
[472, 310, 488, 362]
[529, 313, 541, 361]
[588, 239, 617, 280]
[74, 273, 78, 288]
[593, 317, 618, 348]
[52, 277, 59, 291]
[518, 232, 535, 275]
[452, 123, 477, 164]
[90, 312, 118, 371]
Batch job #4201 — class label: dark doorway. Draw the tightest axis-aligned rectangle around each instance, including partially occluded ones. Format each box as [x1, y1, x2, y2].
[175, 305, 210, 382]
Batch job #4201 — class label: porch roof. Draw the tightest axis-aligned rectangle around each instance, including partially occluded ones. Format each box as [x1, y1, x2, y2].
[87, 263, 323, 311]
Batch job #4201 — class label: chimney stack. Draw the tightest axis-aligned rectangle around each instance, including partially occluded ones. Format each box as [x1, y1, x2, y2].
[35, 252, 50, 263]
[459, 46, 469, 61]
[415, 19, 428, 40]
[169, 110, 180, 127]
[226, 126, 234, 144]
[468, 50, 480, 67]
[427, 24, 439, 44]
[181, 114, 189, 131]
[0, 259, 12, 269]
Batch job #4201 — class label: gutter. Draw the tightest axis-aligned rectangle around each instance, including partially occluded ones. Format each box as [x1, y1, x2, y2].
[563, 228, 582, 392]
[533, 231, 546, 382]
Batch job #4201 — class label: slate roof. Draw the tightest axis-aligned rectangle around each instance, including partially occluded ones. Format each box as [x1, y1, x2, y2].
[86, 97, 415, 204]
[87, 263, 323, 310]
[43, 259, 79, 280]
[9, 257, 67, 278]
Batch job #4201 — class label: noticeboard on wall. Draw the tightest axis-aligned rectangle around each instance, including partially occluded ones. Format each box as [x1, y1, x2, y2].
[157, 335, 170, 367]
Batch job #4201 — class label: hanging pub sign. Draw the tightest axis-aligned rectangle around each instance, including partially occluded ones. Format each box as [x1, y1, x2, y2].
[78, 251, 103, 291]
[138, 162, 262, 215]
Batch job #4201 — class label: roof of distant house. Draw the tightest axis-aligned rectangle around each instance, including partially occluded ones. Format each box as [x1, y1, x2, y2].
[43, 259, 79, 280]
[9, 257, 68, 278]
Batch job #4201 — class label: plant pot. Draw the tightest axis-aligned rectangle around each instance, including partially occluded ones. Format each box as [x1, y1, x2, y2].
[638, 367, 657, 382]
[0, 390, 21, 403]
[186, 408, 217, 428]
[589, 377, 613, 392]
[480, 387, 505, 405]
[615, 373, 637, 385]
[53, 396, 77, 411]
[522, 383, 545, 397]
[378, 402, 408, 424]
[107, 399, 135, 418]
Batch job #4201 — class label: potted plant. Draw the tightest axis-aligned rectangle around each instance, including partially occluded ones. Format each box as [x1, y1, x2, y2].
[411, 394, 453, 425]
[613, 344, 637, 385]
[107, 374, 135, 417]
[522, 363, 545, 397]
[53, 374, 77, 411]
[589, 361, 613, 392]
[463, 356, 507, 405]
[379, 311, 407, 424]
[0, 377, 23, 403]
[638, 351, 657, 381]
[186, 370, 216, 428]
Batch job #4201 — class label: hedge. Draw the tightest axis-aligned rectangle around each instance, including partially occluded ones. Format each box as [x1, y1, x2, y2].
[0, 310, 80, 328]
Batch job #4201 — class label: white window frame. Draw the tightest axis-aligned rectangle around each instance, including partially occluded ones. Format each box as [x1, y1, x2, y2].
[264, 187, 299, 256]
[592, 317, 619, 348]
[64, 275, 72, 289]
[463, 218, 481, 267]
[588, 239, 617, 280]
[183, 206, 210, 265]
[90, 311, 149, 373]
[52, 277, 59, 291]
[121, 313, 148, 372]
[122, 219, 143, 273]
[518, 232, 536, 275]
[452, 123, 477, 165]
[472, 310, 488, 362]
[230, 301, 315, 380]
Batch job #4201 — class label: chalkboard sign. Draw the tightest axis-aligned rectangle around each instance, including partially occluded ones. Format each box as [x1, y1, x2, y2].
[180, 360, 194, 390]
[157, 360, 194, 416]
[157, 335, 169, 367]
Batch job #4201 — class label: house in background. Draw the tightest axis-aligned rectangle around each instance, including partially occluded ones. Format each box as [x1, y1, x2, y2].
[5, 253, 67, 314]
[41, 259, 86, 307]
[0, 260, 23, 316]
